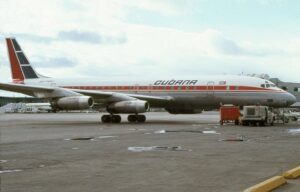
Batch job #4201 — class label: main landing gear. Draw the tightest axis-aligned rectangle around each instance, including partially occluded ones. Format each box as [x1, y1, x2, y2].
[101, 115, 122, 123]
[101, 114, 146, 123]
[128, 114, 146, 123]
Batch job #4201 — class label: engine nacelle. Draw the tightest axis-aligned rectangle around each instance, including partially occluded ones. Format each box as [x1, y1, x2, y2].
[53, 96, 94, 110]
[107, 100, 149, 114]
[165, 108, 202, 114]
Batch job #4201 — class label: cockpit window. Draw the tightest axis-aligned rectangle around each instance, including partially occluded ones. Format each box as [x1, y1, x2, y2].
[261, 84, 265, 88]
[266, 84, 270, 88]
[281, 86, 287, 90]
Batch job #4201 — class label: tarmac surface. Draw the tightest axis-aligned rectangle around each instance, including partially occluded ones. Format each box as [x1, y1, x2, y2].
[0, 112, 300, 192]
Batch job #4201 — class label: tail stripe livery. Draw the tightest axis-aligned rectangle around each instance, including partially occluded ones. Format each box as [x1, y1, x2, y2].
[6, 38, 39, 82]
[6, 38, 24, 82]
[11, 39, 21, 51]
[17, 52, 30, 64]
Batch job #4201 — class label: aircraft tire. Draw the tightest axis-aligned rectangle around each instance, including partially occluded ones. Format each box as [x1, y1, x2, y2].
[137, 115, 146, 123]
[112, 115, 121, 123]
[128, 115, 137, 122]
[101, 115, 112, 123]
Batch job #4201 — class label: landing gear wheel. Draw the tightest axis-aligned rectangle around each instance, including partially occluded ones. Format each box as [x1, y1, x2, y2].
[128, 115, 137, 122]
[127, 115, 146, 123]
[112, 115, 121, 123]
[101, 115, 122, 123]
[101, 115, 112, 123]
[137, 115, 146, 123]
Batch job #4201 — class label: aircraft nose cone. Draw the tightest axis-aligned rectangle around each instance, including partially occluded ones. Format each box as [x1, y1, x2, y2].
[287, 93, 297, 106]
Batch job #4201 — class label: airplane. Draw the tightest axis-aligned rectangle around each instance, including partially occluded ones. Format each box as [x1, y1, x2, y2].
[0, 38, 296, 123]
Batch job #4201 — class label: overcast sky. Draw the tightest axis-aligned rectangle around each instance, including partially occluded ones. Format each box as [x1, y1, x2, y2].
[0, 0, 300, 96]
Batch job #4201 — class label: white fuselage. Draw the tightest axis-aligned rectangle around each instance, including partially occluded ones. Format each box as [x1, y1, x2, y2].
[23, 75, 296, 112]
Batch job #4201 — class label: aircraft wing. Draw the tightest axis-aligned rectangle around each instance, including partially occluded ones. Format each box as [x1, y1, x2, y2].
[0, 82, 56, 97]
[0, 82, 172, 105]
[71, 89, 173, 105]
[126, 93, 173, 103]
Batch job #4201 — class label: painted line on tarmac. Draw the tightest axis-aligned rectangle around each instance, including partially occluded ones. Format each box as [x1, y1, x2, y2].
[283, 166, 300, 179]
[244, 165, 300, 192]
[243, 176, 287, 192]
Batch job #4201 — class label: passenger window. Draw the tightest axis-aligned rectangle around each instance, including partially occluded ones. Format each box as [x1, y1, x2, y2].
[219, 81, 226, 85]
[294, 87, 300, 92]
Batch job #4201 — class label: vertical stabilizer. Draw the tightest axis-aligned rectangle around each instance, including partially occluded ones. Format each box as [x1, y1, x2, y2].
[6, 38, 39, 83]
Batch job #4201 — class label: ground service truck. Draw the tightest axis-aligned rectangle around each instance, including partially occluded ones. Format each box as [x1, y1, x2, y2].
[240, 106, 275, 126]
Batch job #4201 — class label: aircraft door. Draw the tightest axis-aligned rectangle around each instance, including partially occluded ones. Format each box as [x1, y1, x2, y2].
[148, 84, 152, 93]
[134, 84, 139, 93]
[206, 81, 215, 96]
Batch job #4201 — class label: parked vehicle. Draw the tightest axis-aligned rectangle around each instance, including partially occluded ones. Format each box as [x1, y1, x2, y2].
[219, 105, 240, 125]
[240, 106, 275, 126]
[284, 110, 300, 121]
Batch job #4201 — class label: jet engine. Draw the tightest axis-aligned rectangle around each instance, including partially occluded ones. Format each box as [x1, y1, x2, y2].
[52, 96, 94, 110]
[107, 100, 149, 114]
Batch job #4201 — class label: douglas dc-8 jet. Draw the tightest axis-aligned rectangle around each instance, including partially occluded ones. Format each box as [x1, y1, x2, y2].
[0, 38, 296, 123]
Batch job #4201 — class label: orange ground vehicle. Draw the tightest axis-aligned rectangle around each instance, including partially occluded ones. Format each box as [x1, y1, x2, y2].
[219, 105, 240, 125]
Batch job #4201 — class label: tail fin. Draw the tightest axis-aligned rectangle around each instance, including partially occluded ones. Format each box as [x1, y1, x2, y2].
[6, 38, 40, 83]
